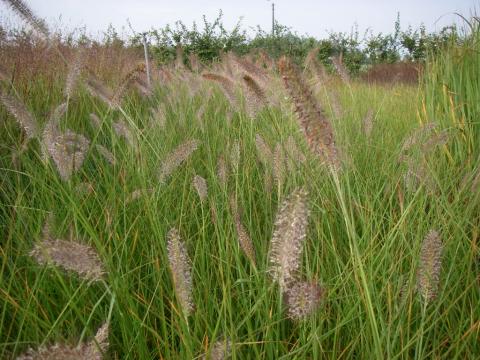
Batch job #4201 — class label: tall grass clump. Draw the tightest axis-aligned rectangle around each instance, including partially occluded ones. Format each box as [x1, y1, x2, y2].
[423, 19, 480, 161]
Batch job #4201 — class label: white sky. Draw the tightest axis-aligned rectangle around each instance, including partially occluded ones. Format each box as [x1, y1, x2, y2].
[1, 0, 478, 39]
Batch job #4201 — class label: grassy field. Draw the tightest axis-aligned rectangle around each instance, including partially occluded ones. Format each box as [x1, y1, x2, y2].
[1, 18, 479, 360]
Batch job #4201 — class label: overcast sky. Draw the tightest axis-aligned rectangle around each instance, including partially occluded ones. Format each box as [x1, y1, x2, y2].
[1, 0, 478, 38]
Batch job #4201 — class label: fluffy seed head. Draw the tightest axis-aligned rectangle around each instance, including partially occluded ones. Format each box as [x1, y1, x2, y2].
[202, 73, 238, 110]
[217, 156, 228, 186]
[65, 47, 85, 98]
[284, 280, 324, 320]
[95, 145, 116, 165]
[42, 103, 67, 154]
[193, 175, 208, 202]
[125, 188, 153, 204]
[201, 337, 232, 360]
[416, 230, 443, 303]
[420, 129, 450, 154]
[4, 0, 49, 38]
[230, 140, 240, 172]
[86, 77, 115, 108]
[255, 134, 273, 167]
[30, 220, 105, 281]
[402, 157, 437, 194]
[400, 123, 437, 153]
[278, 57, 340, 170]
[111, 64, 145, 108]
[89, 113, 102, 129]
[150, 104, 166, 129]
[16, 322, 109, 360]
[227, 52, 269, 85]
[330, 55, 350, 83]
[112, 120, 135, 147]
[269, 188, 310, 289]
[42, 105, 90, 180]
[166, 228, 194, 317]
[47, 130, 90, 181]
[158, 139, 200, 183]
[230, 196, 256, 265]
[242, 73, 267, 117]
[0, 90, 38, 139]
[362, 109, 375, 137]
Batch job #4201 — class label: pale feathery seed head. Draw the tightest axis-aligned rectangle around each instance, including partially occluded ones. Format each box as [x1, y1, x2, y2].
[4, 0, 49, 38]
[16, 322, 109, 360]
[255, 134, 273, 167]
[112, 120, 135, 147]
[217, 156, 228, 186]
[330, 55, 350, 83]
[284, 280, 324, 320]
[95, 145, 116, 165]
[125, 188, 153, 204]
[89, 113, 102, 129]
[111, 65, 145, 108]
[242, 73, 267, 117]
[420, 129, 450, 154]
[230, 140, 240, 173]
[230, 195, 256, 265]
[202, 73, 239, 110]
[278, 57, 341, 171]
[269, 187, 310, 290]
[362, 109, 375, 137]
[400, 122, 437, 154]
[201, 337, 232, 360]
[416, 229, 443, 303]
[47, 130, 90, 181]
[150, 104, 166, 129]
[158, 139, 200, 183]
[166, 228, 194, 317]
[30, 219, 105, 281]
[193, 175, 208, 202]
[86, 77, 115, 108]
[65, 47, 85, 98]
[0, 89, 38, 139]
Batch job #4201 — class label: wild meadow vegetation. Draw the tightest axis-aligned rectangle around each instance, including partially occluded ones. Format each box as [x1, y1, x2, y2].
[0, 1, 479, 359]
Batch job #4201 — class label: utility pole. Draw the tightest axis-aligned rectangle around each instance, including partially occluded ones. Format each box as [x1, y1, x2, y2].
[267, 0, 275, 37]
[271, 2, 275, 37]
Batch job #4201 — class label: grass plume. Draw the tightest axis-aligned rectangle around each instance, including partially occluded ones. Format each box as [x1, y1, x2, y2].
[158, 139, 200, 183]
[0, 89, 39, 139]
[166, 228, 194, 317]
[278, 56, 341, 170]
[30, 217, 105, 281]
[269, 187, 309, 290]
[416, 229, 443, 303]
